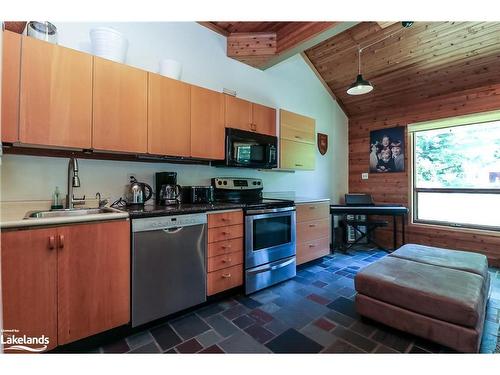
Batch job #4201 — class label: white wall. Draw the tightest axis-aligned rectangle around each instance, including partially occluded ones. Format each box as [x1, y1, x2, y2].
[1, 22, 348, 203]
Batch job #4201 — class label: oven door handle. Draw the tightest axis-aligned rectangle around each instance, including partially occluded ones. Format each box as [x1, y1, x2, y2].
[247, 257, 295, 275]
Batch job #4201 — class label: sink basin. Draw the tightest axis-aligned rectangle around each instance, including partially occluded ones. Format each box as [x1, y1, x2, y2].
[24, 207, 121, 219]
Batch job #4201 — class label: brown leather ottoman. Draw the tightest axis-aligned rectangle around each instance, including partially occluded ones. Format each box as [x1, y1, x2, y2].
[354, 245, 490, 353]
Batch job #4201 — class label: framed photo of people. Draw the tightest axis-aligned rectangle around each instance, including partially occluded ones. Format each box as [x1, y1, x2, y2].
[369, 126, 405, 173]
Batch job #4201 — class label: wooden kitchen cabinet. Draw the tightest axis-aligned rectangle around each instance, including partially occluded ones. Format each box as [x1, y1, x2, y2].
[19, 36, 93, 148]
[295, 201, 331, 265]
[224, 95, 252, 132]
[148, 73, 191, 157]
[1, 219, 130, 351]
[280, 139, 315, 170]
[252, 103, 276, 136]
[279, 109, 316, 170]
[93, 57, 148, 153]
[206, 210, 244, 296]
[1, 227, 58, 352]
[190, 85, 225, 160]
[57, 220, 130, 345]
[1, 31, 22, 143]
[224, 95, 276, 136]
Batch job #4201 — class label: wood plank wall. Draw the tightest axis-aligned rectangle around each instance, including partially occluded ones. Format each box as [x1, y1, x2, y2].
[348, 83, 500, 266]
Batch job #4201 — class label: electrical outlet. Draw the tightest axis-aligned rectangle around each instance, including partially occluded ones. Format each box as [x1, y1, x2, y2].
[361, 173, 369, 180]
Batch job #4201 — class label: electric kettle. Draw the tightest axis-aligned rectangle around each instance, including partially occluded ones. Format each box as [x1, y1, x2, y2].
[127, 176, 153, 206]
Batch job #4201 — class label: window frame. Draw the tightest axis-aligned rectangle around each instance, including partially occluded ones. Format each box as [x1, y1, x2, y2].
[410, 116, 500, 232]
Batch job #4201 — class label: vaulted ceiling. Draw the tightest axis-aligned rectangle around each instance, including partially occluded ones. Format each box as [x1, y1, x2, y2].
[200, 21, 500, 118]
[304, 21, 500, 117]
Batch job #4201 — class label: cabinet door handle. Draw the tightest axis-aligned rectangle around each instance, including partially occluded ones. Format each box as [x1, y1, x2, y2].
[295, 163, 303, 167]
[222, 258, 232, 263]
[221, 245, 231, 250]
[294, 135, 302, 139]
[309, 206, 316, 209]
[309, 224, 317, 228]
[309, 244, 316, 248]
[48, 236, 56, 250]
[58, 235, 65, 249]
[222, 273, 232, 279]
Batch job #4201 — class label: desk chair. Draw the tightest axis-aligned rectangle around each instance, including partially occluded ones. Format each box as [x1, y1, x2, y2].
[341, 194, 389, 251]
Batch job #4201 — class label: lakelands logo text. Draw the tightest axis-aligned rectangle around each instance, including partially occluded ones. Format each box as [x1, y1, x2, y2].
[2, 329, 49, 352]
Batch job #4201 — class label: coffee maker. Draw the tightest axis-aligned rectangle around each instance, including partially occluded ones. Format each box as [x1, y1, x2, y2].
[155, 172, 181, 205]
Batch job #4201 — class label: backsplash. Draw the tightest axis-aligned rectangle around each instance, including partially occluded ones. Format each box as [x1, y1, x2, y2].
[0, 154, 340, 204]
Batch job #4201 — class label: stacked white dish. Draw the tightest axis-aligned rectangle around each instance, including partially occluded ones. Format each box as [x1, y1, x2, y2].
[89, 27, 128, 63]
[159, 59, 183, 80]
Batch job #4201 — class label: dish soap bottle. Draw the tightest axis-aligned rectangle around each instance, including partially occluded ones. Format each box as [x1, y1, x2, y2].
[51, 186, 63, 210]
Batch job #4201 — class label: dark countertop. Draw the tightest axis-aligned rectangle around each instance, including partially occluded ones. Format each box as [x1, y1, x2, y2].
[118, 202, 246, 219]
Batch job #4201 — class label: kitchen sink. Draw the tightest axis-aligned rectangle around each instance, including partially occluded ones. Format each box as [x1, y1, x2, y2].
[24, 207, 122, 219]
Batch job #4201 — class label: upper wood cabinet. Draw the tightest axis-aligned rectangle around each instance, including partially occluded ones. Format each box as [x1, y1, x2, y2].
[57, 220, 130, 345]
[1, 220, 130, 351]
[280, 109, 315, 144]
[1, 31, 21, 143]
[224, 95, 276, 136]
[19, 36, 93, 148]
[148, 73, 191, 157]
[191, 85, 225, 160]
[253, 103, 276, 136]
[1, 227, 58, 352]
[93, 57, 148, 153]
[279, 109, 316, 170]
[224, 95, 252, 132]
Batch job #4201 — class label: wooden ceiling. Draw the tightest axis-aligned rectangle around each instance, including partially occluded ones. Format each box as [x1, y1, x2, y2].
[199, 22, 355, 69]
[304, 21, 500, 117]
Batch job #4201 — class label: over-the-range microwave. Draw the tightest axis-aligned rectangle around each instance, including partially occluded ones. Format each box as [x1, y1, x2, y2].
[214, 128, 278, 169]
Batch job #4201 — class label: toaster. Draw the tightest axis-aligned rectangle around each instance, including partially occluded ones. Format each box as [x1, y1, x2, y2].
[181, 186, 214, 204]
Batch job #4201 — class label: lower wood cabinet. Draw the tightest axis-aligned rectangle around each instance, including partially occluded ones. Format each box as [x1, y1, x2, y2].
[296, 201, 331, 265]
[207, 211, 244, 296]
[1, 220, 130, 351]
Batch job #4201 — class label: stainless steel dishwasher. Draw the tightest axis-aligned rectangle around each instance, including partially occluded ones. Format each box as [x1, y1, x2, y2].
[131, 213, 207, 327]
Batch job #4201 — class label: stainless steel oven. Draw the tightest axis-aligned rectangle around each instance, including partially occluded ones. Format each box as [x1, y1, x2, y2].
[245, 206, 296, 294]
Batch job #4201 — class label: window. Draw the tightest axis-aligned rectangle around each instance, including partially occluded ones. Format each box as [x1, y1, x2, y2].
[410, 111, 500, 231]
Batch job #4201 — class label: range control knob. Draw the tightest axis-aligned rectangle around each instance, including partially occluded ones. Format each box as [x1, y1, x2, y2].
[217, 180, 222, 185]
[257, 181, 261, 185]
[223, 181, 228, 185]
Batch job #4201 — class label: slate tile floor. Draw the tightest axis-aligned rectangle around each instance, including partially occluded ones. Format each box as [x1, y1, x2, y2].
[96, 248, 500, 354]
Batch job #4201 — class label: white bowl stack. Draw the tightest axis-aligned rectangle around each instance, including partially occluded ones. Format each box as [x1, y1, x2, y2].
[159, 59, 183, 80]
[89, 27, 128, 63]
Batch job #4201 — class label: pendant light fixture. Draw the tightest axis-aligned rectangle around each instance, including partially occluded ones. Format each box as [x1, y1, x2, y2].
[346, 21, 414, 96]
[346, 48, 373, 95]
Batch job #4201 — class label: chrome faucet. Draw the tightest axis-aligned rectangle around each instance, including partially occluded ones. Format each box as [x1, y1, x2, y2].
[67, 158, 85, 209]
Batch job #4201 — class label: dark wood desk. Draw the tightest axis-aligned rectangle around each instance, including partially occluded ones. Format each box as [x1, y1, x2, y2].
[330, 204, 409, 251]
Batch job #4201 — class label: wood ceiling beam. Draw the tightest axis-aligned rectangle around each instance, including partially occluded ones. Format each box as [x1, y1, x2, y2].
[200, 22, 359, 70]
[197, 21, 229, 36]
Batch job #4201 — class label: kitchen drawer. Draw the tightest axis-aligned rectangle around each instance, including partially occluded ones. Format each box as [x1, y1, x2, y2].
[208, 210, 243, 228]
[297, 218, 330, 244]
[208, 238, 243, 258]
[207, 264, 243, 296]
[296, 236, 330, 265]
[296, 202, 330, 222]
[208, 252, 244, 272]
[208, 224, 244, 243]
